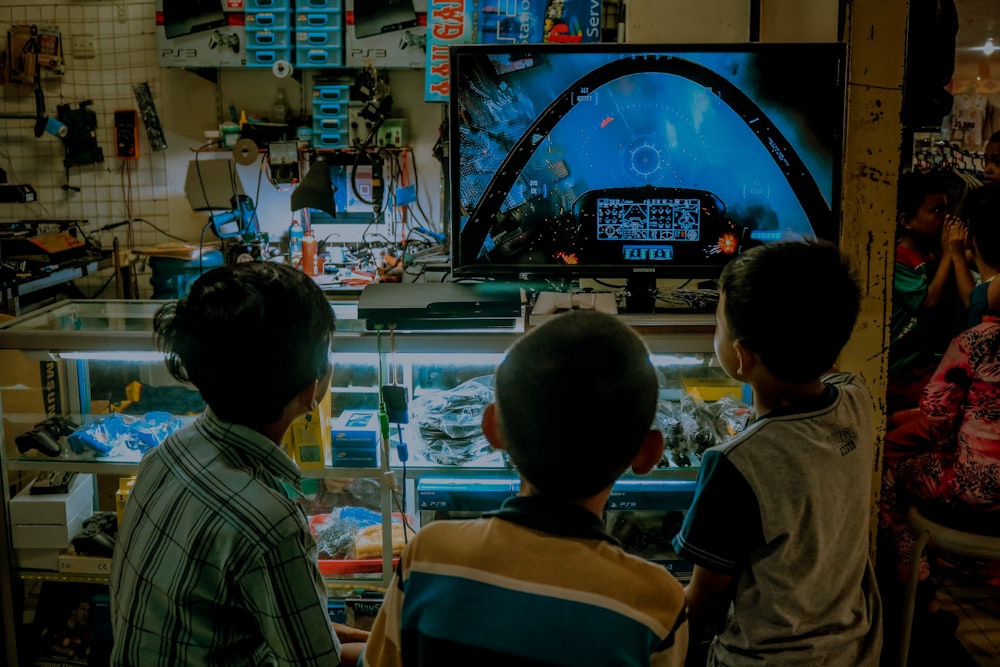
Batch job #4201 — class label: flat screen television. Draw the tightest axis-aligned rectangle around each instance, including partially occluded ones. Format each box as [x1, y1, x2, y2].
[448, 43, 847, 310]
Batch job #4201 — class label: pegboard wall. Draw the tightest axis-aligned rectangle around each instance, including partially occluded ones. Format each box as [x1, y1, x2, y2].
[0, 1, 174, 298]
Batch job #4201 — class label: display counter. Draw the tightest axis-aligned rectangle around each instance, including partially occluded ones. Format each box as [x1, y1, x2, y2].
[0, 298, 743, 661]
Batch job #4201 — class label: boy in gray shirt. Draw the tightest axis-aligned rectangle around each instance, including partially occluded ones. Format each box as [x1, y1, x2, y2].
[673, 241, 882, 666]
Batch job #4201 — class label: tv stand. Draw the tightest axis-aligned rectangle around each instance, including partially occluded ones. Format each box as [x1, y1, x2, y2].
[625, 275, 658, 314]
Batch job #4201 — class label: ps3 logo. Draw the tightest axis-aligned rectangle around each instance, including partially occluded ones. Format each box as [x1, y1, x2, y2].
[161, 48, 199, 58]
[351, 48, 388, 59]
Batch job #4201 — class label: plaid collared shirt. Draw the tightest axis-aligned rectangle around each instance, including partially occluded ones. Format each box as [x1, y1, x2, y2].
[110, 410, 341, 666]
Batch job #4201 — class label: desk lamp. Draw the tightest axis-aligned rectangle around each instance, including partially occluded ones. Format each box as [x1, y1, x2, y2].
[290, 155, 337, 217]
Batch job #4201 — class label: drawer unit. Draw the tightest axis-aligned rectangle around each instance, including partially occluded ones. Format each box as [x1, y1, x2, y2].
[295, 7, 343, 67]
[247, 0, 290, 8]
[247, 28, 290, 47]
[311, 83, 351, 147]
[246, 46, 294, 67]
[245, 6, 293, 67]
[295, 8, 342, 30]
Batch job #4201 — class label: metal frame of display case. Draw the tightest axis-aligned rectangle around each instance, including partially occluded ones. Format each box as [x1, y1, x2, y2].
[0, 298, 722, 664]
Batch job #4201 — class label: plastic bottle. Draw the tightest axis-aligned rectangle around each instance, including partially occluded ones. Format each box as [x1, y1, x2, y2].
[273, 88, 287, 124]
[301, 230, 318, 276]
[289, 220, 304, 261]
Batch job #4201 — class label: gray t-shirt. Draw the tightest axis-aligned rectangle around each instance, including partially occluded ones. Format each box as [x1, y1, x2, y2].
[674, 372, 882, 666]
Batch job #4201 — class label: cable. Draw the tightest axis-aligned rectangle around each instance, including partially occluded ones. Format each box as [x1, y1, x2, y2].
[84, 272, 115, 299]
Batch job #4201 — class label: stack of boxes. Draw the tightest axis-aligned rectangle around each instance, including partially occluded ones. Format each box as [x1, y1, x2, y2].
[311, 83, 351, 148]
[295, 0, 344, 68]
[245, 0, 294, 68]
[10, 474, 94, 571]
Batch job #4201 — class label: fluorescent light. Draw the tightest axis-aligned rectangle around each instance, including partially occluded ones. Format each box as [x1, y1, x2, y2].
[59, 351, 167, 362]
[970, 37, 996, 56]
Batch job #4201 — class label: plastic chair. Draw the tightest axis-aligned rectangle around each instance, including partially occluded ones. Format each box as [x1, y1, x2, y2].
[896, 504, 1000, 667]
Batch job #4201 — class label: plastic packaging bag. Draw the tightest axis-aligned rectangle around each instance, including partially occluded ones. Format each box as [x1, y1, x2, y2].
[67, 411, 185, 458]
[411, 375, 503, 465]
[656, 393, 750, 467]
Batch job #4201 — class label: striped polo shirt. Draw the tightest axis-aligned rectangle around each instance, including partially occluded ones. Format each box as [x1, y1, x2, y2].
[362, 495, 688, 667]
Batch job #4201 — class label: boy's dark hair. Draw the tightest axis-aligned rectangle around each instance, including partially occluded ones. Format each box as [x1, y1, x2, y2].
[154, 262, 335, 427]
[968, 190, 1000, 269]
[896, 170, 947, 220]
[493, 310, 658, 500]
[719, 240, 861, 384]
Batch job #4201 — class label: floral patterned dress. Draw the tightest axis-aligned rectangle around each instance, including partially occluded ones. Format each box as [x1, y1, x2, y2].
[879, 321, 1000, 582]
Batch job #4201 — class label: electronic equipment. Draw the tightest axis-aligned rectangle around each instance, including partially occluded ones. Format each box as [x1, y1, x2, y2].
[114, 109, 139, 159]
[133, 82, 167, 151]
[57, 100, 104, 168]
[1, 231, 86, 264]
[357, 281, 522, 330]
[268, 141, 300, 184]
[449, 44, 847, 312]
[353, 0, 420, 39]
[15, 416, 78, 458]
[162, 0, 227, 39]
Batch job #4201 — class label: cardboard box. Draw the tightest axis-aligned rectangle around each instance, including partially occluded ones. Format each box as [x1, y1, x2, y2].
[10, 473, 94, 526]
[345, 0, 427, 69]
[57, 551, 113, 575]
[330, 410, 379, 468]
[424, 0, 603, 102]
[15, 548, 62, 571]
[156, 0, 247, 68]
[425, 0, 476, 102]
[12, 504, 92, 549]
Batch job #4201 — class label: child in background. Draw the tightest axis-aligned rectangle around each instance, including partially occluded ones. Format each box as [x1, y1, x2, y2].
[965, 190, 1000, 327]
[673, 241, 881, 666]
[360, 310, 688, 667]
[887, 171, 973, 416]
[959, 130, 1000, 221]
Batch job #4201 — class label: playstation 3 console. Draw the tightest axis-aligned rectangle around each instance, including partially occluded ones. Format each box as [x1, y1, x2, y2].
[357, 282, 522, 330]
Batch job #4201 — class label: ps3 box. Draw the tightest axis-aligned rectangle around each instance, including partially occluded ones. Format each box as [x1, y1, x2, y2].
[156, 0, 247, 68]
[346, 0, 427, 69]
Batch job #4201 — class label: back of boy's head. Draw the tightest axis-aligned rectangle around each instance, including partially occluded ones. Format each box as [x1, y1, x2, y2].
[968, 190, 1000, 269]
[494, 310, 658, 500]
[719, 240, 861, 384]
[154, 262, 335, 428]
[896, 170, 947, 220]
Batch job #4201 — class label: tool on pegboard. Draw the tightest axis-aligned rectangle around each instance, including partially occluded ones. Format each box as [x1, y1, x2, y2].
[56, 100, 104, 168]
[114, 109, 139, 159]
[132, 82, 166, 151]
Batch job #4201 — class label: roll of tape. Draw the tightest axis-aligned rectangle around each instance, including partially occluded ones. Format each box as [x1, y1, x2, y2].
[272, 60, 293, 78]
[233, 138, 259, 166]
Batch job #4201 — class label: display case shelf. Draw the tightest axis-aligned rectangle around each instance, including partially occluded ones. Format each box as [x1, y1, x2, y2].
[1, 297, 728, 664]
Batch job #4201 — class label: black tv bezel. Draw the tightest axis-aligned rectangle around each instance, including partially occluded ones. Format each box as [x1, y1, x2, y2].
[447, 41, 847, 283]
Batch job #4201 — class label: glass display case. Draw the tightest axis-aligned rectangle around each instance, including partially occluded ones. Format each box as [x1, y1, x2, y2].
[0, 298, 741, 664]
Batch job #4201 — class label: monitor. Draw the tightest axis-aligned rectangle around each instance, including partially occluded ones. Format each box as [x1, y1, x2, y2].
[448, 43, 847, 309]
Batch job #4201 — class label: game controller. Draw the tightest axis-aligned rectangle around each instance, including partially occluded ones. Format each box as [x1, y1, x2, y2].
[15, 416, 79, 457]
[72, 511, 118, 558]
[531, 291, 618, 315]
[209, 30, 240, 54]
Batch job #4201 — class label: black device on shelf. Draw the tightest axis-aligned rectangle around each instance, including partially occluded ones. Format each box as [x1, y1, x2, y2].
[448, 43, 847, 312]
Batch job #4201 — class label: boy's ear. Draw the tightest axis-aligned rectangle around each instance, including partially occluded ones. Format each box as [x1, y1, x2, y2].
[630, 430, 664, 475]
[898, 211, 911, 229]
[733, 340, 755, 378]
[481, 403, 506, 451]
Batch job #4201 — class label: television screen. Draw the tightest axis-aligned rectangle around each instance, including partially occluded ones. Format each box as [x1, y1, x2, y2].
[449, 43, 847, 286]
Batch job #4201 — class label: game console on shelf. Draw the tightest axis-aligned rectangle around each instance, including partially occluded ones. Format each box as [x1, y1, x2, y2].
[531, 292, 619, 316]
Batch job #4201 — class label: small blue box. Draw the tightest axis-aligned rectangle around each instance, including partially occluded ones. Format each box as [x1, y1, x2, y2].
[330, 411, 378, 468]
